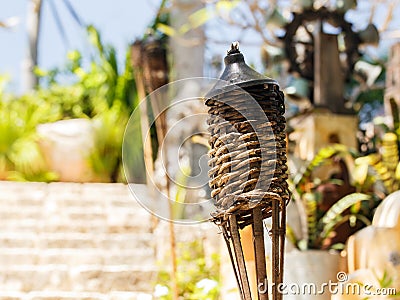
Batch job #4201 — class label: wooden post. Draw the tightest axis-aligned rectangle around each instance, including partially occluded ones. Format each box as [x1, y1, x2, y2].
[230, 215, 252, 299]
[132, 39, 178, 300]
[131, 41, 155, 185]
[384, 43, 400, 129]
[170, 0, 205, 79]
[314, 31, 346, 113]
[253, 208, 269, 300]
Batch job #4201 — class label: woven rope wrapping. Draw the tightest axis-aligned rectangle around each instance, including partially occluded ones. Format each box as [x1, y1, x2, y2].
[206, 83, 290, 229]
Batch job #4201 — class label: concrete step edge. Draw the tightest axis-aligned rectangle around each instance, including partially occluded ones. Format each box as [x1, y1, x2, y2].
[0, 290, 154, 299]
[0, 264, 158, 272]
[0, 248, 154, 255]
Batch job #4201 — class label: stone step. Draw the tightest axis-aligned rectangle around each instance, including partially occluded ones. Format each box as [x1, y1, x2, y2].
[0, 291, 153, 300]
[0, 210, 151, 226]
[0, 232, 154, 249]
[0, 183, 149, 218]
[0, 182, 142, 206]
[0, 182, 158, 296]
[0, 202, 147, 214]
[0, 248, 155, 266]
[0, 197, 144, 209]
[0, 218, 152, 234]
[0, 265, 156, 293]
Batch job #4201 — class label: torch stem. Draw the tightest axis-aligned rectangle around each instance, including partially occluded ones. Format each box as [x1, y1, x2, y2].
[230, 215, 252, 299]
[222, 225, 245, 300]
[271, 200, 280, 300]
[253, 207, 269, 300]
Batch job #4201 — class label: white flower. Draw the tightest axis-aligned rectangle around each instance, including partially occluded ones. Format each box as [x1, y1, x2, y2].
[154, 284, 169, 297]
[196, 278, 218, 294]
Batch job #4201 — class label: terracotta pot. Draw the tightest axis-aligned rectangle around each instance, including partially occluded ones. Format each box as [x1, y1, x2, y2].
[37, 119, 104, 182]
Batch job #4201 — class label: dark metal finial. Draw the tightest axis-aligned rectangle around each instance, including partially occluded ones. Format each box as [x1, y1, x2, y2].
[227, 41, 240, 55]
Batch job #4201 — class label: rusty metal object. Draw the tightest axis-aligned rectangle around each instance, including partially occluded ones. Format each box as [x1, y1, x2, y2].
[206, 43, 289, 300]
[283, 7, 360, 82]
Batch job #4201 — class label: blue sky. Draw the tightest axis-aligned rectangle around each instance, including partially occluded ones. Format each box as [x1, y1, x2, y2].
[0, 0, 161, 92]
[1, 1, 399, 93]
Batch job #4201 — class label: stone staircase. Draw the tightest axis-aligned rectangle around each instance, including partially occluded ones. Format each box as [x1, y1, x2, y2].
[0, 181, 157, 300]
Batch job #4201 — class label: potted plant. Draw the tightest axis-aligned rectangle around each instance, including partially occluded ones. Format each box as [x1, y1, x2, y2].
[35, 25, 140, 183]
[284, 144, 375, 300]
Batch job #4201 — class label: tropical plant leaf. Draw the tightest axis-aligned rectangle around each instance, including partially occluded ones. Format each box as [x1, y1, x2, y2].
[353, 157, 370, 186]
[0, 25, 138, 183]
[285, 225, 299, 248]
[295, 144, 357, 186]
[184, 7, 214, 33]
[87, 24, 104, 55]
[304, 192, 318, 247]
[88, 102, 128, 182]
[358, 153, 396, 193]
[157, 23, 176, 37]
[319, 193, 371, 239]
[395, 162, 400, 181]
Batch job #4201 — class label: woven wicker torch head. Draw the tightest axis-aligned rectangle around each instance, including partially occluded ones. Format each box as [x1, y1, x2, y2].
[206, 42, 289, 229]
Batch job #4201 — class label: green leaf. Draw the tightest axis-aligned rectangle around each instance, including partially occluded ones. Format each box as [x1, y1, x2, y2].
[286, 225, 299, 249]
[319, 193, 371, 238]
[216, 0, 240, 11]
[330, 243, 345, 250]
[156, 23, 176, 37]
[87, 24, 104, 55]
[33, 67, 49, 77]
[353, 158, 369, 186]
[304, 192, 319, 246]
[296, 144, 357, 186]
[395, 162, 400, 181]
[186, 7, 214, 32]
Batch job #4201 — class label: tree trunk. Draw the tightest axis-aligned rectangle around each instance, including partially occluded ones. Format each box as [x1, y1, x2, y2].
[22, 0, 42, 91]
[170, 0, 205, 79]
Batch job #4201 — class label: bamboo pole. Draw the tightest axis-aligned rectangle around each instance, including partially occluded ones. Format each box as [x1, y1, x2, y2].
[230, 215, 252, 299]
[134, 38, 179, 300]
[278, 200, 286, 300]
[253, 208, 269, 300]
[271, 200, 280, 299]
[222, 225, 244, 298]
[158, 112, 179, 300]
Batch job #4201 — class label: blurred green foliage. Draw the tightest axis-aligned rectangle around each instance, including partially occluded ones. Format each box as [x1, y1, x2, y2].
[0, 25, 144, 182]
[0, 84, 59, 181]
[156, 240, 220, 300]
